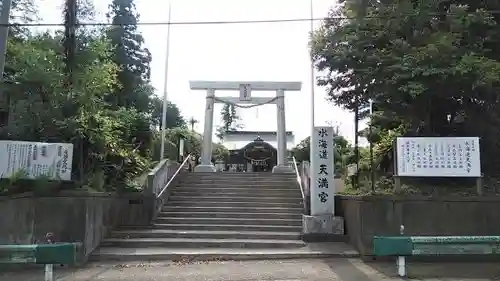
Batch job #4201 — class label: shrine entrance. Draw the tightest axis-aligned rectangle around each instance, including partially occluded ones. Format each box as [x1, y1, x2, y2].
[227, 137, 277, 172]
[189, 80, 301, 173]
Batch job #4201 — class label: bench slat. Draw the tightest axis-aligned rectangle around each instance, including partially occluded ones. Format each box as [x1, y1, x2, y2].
[0, 243, 81, 264]
[374, 236, 500, 256]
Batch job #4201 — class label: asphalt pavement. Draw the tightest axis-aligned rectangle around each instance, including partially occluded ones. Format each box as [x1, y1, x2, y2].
[1, 258, 499, 281]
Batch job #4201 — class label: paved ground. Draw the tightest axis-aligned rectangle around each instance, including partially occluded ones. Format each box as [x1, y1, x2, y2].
[2, 258, 500, 281]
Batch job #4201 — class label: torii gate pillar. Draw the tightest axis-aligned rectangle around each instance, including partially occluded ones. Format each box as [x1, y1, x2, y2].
[189, 81, 301, 173]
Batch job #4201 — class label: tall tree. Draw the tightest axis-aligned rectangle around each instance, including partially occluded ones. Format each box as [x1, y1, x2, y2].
[106, 0, 152, 112]
[291, 133, 354, 175]
[216, 103, 242, 140]
[188, 117, 198, 131]
[311, 0, 500, 176]
[149, 95, 185, 129]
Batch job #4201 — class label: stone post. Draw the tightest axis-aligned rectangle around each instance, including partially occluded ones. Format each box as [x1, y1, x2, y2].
[195, 89, 216, 172]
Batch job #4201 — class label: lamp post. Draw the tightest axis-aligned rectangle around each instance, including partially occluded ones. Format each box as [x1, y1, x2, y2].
[160, 1, 173, 160]
[309, 0, 315, 167]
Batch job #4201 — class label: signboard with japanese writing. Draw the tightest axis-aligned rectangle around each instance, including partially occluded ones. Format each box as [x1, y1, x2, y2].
[310, 126, 335, 216]
[0, 141, 74, 181]
[395, 137, 481, 177]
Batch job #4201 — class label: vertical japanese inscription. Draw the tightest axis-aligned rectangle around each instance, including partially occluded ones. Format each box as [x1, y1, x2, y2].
[317, 128, 329, 203]
[311, 126, 335, 215]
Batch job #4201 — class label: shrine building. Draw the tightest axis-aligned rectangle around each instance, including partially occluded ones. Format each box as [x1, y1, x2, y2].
[221, 131, 295, 172]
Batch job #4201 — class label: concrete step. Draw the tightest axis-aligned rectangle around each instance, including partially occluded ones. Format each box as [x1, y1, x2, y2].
[174, 186, 299, 191]
[162, 206, 304, 214]
[110, 229, 301, 240]
[158, 211, 302, 220]
[100, 238, 306, 249]
[177, 182, 295, 187]
[174, 187, 298, 193]
[140, 223, 302, 232]
[155, 217, 302, 226]
[90, 243, 359, 261]
[181, 178, 295, 182]
[184, 172, 295, 177]
[171, 191, 301, 198]
[182, 178, 295, 182]
[170, 201, 302, 208]
[169, 196, 302, 204]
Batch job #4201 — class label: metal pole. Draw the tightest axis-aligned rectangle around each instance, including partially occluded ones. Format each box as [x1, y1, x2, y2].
[0, 0, 12, 114]
[397, 225, 407, 277]
[309, 0, 315, 129]
[0, 0, 11, 77]
[369, 99, 375, 192]
[354, 0, 367, 189]
[354, 97, 359, 188]
[309, 0, 315, 162]
[160, 1, 172, 160]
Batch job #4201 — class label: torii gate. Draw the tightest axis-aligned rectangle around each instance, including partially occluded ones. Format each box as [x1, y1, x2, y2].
[189, 81, 302, 173]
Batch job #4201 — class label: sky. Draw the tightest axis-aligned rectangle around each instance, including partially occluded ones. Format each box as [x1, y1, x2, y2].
[37, 0, 368, 147]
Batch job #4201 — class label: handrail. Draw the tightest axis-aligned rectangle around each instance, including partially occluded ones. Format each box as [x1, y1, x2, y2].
[292, 156, 305, 202]
[157, 154, 192, 198]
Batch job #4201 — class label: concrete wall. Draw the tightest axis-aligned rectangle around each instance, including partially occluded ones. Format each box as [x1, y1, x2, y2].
[0, 191, 154, 262]
[337, 195, 500, 256]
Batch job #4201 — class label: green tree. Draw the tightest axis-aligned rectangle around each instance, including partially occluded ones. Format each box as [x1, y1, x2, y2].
[148, 95, 186, 129]
[1, 0, 155, 192]
[291, 133, 354, 176]
[106, 0, 152, 112]
[188, 117, 198, 131]
[312, 0, 500, 176]
[216, 104, 242, 140]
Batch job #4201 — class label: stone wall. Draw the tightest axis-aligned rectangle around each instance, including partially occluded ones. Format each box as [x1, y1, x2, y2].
[0, 158, 188, 263]
[0, 191, 153, 262]
[337, 195, 500, 256]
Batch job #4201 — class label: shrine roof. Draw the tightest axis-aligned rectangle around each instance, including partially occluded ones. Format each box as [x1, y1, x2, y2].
[224, 131, 294, 136]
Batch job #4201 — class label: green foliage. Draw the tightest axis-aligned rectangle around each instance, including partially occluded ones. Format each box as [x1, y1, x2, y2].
[212, 143, 229, 161]
[216, 104, 243, 140]
[0, 0, 188, 194]
[312, 0, 500, 182]
[291, 133, 354, 176]
[106, 0, 152, 112]
[151, 127, 229, 164]
[149, 96, 186, 129]
[188, 117, 198, 131]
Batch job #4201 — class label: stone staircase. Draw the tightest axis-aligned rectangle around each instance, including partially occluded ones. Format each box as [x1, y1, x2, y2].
[91, 172, 355, 261]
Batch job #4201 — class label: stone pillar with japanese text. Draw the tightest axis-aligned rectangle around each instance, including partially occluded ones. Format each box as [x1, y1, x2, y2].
[302, 126, 345, 240]
[310, 126, 335, 214]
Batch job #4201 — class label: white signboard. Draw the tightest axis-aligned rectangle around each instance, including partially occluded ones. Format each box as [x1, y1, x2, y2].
[396, 137, 481, 177]
[0, 141, 74, 180]
[310, 126, 335, 216]
[347, 164, 358, 176]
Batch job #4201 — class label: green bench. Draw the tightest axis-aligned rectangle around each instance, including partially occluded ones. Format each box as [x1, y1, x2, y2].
[373, 225, 500, 277]
[0, 243, 82, 281]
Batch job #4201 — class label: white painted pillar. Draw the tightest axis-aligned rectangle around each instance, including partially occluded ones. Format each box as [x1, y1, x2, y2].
[195, 89, 216, 172]
[276, 89, 287, 166]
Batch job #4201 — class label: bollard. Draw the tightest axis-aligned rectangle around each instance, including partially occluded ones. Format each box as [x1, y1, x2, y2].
[396, 225, 406, 277]
[45, 263, 53, 281]
[44, 232, 55, 281]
